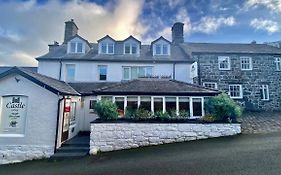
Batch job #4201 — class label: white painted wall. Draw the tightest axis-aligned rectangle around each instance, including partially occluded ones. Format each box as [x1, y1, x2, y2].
[39, 61, 194, 83]
[0, 74, 59, 164]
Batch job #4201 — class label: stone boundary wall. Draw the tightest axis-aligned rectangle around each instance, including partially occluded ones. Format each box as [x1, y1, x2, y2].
[90, 123, 241, 154]
[0, 145, 53, 164]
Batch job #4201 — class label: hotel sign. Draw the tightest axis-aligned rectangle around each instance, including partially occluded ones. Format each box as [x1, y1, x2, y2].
[0, 96, 28, 134]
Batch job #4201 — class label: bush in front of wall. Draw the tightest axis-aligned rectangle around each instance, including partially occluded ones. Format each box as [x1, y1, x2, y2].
[205, 93, 242, 122]
[155, 111, 170, 121]
[135, 108, 153, 120]
[94, 100, 118, 120]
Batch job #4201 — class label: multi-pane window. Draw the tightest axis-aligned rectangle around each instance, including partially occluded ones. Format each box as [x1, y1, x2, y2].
[275, 57, 281, 71]
[154, 44, 169, 55]
[89, 99, 97, 113]
[240, 57, 252, 70]
[122, 66, 153, 80]
[98, 65, 107, 81]
[229, 85, 243, 99]
[218, 56, 231, 70]
[100, 43, 114, 54]
[69, 42, 83, 53]
[203, 82, 218, 89]
[124, 43, 138, 54]
[65, 64, 75, 82]
[70, 102, 76, 124]
[261, 85, 269, 101]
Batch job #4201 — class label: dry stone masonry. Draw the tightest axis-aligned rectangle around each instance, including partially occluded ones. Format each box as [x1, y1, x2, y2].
[90, 123, 241, 154]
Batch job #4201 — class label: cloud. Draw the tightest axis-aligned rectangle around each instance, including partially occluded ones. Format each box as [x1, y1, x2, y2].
[245, 0, 281, 13]
[192, 16, 236, 34]
[0, 0, 146, 66]
[250, 18, 280, 34]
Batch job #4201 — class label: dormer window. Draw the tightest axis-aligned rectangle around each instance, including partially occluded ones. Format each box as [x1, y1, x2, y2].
[69, 42, 84, 53]
[124, 43, 138, 54]
[152, 37, 171, 56]
[100, 43, 114, 54]
[154, 44, 169, 55]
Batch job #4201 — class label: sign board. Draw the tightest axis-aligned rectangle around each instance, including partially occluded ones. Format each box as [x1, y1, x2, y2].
[0, 95, 28, 134]
[190, 62, 198, 78]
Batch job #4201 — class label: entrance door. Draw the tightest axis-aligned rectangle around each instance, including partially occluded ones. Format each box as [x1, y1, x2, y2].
[61, 98, 71, 142]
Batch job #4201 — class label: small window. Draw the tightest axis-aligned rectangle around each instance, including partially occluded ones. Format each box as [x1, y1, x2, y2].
[146, 67, 153, 77]
[65, 64, 75, 82]
[155, 44, 161, 55]
[89, 100, 97, 113]
[108, 43, 114, 54]
[240, 57, 252, 70]
[122, 66, 153, 80]
[261, 85, 269, 101]
[275, 57, 281, 71]
[218, 56, 231, 70]
[203, 82, 218, 89]
[229, 85, 243, 99]
[98, 65, 107, 81]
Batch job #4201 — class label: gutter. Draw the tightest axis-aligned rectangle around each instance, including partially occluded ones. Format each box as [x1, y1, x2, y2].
[54, 96, 65, 153]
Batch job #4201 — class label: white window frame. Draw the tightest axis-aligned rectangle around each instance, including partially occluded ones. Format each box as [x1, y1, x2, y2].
[68, 42, 84, 54]
[113, 96, 127, 116]
[203, 82, 218, 89]
[151, 96, 165, 113]
[70, 101, 77, 125]
[189, 97, 205, 119]
[122, 66, 153, 80]
[124, 43, 139, 55]
[218, 56, 231, 70]
[99, 42, 115, 54]
[229, 84, 243, 99]
[275, 57, 281, 71]
[98, 65, 107, 81]
[153, 44, 170, 56]
[240, 56, 252, 70]
[261, 85, 269, 101]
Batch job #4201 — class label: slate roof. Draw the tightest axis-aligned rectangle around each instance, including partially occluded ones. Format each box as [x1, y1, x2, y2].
[182, 43, 281, 55]
[0, 66, 37, 74]
[70, 79, 219, 96]
[36, 43, 193, 63]
[0, 67, 79, 95]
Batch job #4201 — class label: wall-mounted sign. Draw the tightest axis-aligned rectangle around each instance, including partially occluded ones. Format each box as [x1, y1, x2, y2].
[0, 95, 28, 134]
[190, 62, 198, 78]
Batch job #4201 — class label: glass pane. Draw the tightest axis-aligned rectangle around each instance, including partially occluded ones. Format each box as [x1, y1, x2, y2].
[138, 67, 145, 78]
[125, 44, 130, 54]
[154, 97, 163, 112]
[77, 43, 83, 53]
[123, 67, 130, 80]
[70, 43, 76, 52]
[66, 64, 75, 82]
[166, 97, 176, 112]
[127, 96, 138, 110]
[101, 96, 112, 101]
[132, 44, 137, 54]
[99, 66, 107, 81]
[131, 67, 138, 79]
[163, 45, 168, 54]
[193, 98, 202, 116]
[155, 44, 161, 54]
[108, 43, 114, 54]
[115, 97, 125, 117]
[140, 96, 151, 111]
[101, 43, 107, 53]
[146, 67, 153, 77]
[70, 102, 76, 123]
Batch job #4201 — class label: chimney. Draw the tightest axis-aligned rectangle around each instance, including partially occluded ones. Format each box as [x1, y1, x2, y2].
[48, 41, 59, 51]
[172, 22, 184, 44]
[63, 19, 78, 44]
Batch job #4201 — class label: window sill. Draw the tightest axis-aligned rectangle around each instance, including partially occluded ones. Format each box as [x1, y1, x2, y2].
[230, 97, 243, 99]
[219, 69, 231, 71]
[0, 134, 25, 138]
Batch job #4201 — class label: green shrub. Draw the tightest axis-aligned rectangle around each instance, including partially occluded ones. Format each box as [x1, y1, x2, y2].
[178, 110, 189, 119]
[94, 100, 118, 120]
[135, 108, 153, 120]
[201, 114, 215, 122]
[124, 107, 137, 119]
[205, 93, 242, 122]
[155, 111, 170, 121]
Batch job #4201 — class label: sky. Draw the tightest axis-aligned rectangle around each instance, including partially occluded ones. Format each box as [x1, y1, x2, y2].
[0, 0, 281, 66]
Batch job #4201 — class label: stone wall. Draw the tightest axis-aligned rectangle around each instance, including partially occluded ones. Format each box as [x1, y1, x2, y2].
[194, 54, 281, 111]
[0, 145, 53, 164]
[90, 123, 241, 154]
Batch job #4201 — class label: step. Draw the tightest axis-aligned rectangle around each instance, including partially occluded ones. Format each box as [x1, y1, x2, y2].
[57, 146, 89, 153]
[62, 142, 89, 147]
[51, 152, 88, 159]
